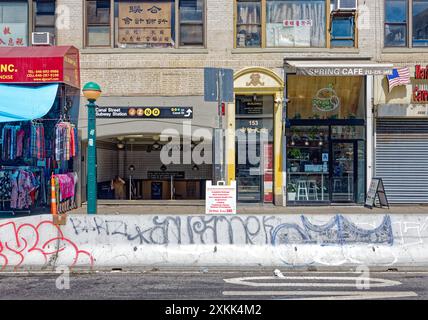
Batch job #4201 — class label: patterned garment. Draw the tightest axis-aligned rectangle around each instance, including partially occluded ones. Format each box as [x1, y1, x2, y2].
[0, 171, 12, 200]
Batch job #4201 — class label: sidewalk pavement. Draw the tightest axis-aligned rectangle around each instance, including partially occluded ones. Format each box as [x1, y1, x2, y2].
[69, 202, 428, 215]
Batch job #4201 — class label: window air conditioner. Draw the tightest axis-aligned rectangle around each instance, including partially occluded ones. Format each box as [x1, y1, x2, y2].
[337, 0, 358, 10]
[32, 32, 55, 46]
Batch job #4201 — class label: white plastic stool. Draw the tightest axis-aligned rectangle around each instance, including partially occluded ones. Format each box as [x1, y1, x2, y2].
[307, 180, 319, 200]
[297, 180, 309, 201]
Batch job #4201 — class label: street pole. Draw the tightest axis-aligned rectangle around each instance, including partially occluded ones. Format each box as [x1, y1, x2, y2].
[217, 69, 225, 183]
[87, 100, 97, 214]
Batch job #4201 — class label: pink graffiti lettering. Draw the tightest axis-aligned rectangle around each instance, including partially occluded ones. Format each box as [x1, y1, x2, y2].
[0, 220, 94, 271]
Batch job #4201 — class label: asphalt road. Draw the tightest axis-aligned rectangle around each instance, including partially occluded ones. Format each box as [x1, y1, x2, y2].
[0, 269, 427, 300]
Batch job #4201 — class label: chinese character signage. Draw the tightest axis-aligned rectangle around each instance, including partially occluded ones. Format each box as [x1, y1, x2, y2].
[0, 23, 27, 47]
[0, 46, 80, 88]
[283, 20, 313, 27]
[118, 1, 172, 45]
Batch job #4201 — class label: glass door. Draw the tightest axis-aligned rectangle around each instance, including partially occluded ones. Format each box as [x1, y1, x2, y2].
[236, 139, 263, 203]
[331, 141, 357, 203]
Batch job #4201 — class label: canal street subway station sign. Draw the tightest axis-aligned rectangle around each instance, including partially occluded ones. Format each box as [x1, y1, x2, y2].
[96, 106, 193, 119]
[284, 61, 394, 76]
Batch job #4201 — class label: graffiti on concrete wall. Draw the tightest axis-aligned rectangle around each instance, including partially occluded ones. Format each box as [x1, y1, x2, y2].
[0, 220, 94, 271]
[69, 214, 393, 246]
[271, 215, 393, 246]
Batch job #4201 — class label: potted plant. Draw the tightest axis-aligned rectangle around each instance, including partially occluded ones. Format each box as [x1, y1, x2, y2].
[287, 183, 297, 201]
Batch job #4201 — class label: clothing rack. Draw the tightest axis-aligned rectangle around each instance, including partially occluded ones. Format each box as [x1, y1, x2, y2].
[0, 166, 44, 216]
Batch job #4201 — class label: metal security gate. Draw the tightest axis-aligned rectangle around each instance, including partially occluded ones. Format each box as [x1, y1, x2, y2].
[375, 119, 428, 204]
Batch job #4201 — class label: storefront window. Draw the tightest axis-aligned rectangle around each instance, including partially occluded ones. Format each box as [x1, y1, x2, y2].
[385, 0, 408, 47]
[285, 75, 366, 205]
[236, 0, 261, 48]
[266, 0, 326, 48]
[331, 126, 365, 140]
[86, 0, 111, 47]
[286, 126, 330, 203]
[413, 0, 428, 46]
[179, 0, 204, 46]
[0, 1, 28, 47]
[287, 75, 365, 120]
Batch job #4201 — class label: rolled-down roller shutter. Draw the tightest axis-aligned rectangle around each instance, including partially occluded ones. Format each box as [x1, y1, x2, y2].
[376, 119, 428, 204]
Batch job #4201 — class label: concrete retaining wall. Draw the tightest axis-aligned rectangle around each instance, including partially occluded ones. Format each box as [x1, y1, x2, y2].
[1, 213, 428, 271]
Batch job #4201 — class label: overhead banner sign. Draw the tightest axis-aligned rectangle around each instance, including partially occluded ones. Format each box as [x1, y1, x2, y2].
[0, 46, 80, 88]
[206, 181, 237, 215]
[285, 62, 394, 77]
[297, 67, 393, 77]
[95, 107, 193, 119]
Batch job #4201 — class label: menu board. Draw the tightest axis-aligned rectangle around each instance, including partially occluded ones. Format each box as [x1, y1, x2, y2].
[365, 178, 390, 209]
[118, 1, 172, 45]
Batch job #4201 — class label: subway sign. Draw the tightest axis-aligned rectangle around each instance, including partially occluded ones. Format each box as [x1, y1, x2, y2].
[95, 107, 193, 119]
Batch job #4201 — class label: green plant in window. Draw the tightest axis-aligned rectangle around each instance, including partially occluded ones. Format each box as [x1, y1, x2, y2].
[287, 183, 297, 193]
[288, 148, 302, 160]
[293, 113, 302, 119]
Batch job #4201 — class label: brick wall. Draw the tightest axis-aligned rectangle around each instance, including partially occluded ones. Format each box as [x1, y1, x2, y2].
[53, 0, 387, 97]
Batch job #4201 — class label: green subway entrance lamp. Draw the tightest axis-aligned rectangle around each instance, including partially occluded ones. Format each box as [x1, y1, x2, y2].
[82, 82, 102, 214]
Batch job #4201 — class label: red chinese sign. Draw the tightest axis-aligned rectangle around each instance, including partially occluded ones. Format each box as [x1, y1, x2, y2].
[413, 65, 428, 103]
[0, 46, 80, 88]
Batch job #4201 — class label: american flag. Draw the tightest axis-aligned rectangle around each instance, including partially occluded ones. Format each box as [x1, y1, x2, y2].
[387, 67, 411, 91]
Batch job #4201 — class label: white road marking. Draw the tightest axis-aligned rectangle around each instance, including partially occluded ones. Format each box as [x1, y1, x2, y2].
[224, 276, 402, 288]
[222, 291, 418, 300]
[223, 275, 418, 299]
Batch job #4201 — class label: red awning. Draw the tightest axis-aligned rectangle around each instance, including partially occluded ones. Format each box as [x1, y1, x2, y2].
[0, 46, 80, 88]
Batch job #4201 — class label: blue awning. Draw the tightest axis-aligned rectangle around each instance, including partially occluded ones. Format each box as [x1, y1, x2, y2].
[0, 83, 59, 123]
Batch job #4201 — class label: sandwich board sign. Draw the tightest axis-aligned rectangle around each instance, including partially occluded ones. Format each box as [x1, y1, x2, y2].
[365, 178, 390, 209]
[206, 180, 237, 215]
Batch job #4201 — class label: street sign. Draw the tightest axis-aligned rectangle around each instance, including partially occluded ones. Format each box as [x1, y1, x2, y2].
[95, 107, 193, 119]
[204, 68, 234, 103]
[365, 178, 390, 209]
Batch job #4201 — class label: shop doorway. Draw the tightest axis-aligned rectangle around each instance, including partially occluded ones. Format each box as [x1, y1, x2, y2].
[330, 141, 357, 203]
[235, 95, 274, 203]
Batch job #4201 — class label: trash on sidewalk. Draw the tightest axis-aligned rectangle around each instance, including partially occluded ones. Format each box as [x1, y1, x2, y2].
[274, 269, 285, 279]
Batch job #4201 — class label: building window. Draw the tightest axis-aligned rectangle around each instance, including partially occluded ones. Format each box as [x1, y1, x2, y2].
[330, 12, 355, 47]
[85, 0, 206, 49]
[413, 0, 428, 46]
[384, 0, 428, 48]
[34, 0, 56, 35]
[179, 0, 204, 46]
[86, 0, 111, 47]
[0, 1, 28, 47]
[236, 0, 261, 48]
[236, 0, 356, 49]
[266, 0, 326, 48]
[384, 0, 408, 47]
